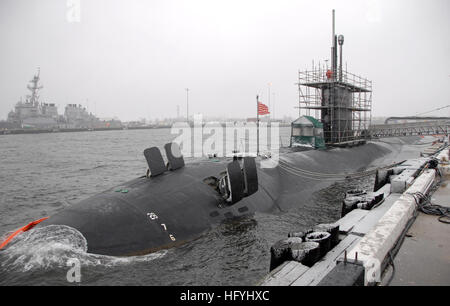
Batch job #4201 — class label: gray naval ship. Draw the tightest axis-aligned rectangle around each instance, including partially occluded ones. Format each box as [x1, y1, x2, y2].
[7, 68, 60, 129]
[6, 69, 101, 130]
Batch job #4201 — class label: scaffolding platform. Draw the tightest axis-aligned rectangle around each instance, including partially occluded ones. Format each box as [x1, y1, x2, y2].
[297, 68, 372, 146]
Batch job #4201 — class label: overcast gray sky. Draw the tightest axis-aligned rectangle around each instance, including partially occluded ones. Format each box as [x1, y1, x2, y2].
[0, 0, 449, 121]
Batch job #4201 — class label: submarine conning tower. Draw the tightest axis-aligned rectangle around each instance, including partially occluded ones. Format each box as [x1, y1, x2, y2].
[296, 10, 372, 147]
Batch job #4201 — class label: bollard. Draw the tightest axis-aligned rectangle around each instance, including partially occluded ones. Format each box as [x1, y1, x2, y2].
[269, 237, 303, 271]
[289, 241, 320, 267]
[305, 231, 332, 258]
[314, 223, 340, 247]
[269, 239, 291, 271]
[341, 196, 361, 217]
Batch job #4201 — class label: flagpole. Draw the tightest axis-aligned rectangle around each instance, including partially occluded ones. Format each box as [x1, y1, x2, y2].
[256, 95, 259, 157]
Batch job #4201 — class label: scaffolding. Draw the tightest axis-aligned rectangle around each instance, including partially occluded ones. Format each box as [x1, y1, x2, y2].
[297, 67, 372, 145]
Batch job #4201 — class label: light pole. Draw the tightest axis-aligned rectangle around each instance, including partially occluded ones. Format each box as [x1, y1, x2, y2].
[185, 88, 189, 122]
[272, 92, 276, 121]
[267, 82, 272, 121]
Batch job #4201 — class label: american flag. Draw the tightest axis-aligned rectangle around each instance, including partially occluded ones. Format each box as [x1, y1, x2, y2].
[258, 102, 270, 115]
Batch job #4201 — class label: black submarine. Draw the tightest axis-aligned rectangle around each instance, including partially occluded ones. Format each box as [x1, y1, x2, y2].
[30, 138, 400, 256]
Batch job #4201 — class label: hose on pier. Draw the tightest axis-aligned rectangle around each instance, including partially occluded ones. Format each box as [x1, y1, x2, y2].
[410, 169, 450, 224]
[411, 191, 450, 224]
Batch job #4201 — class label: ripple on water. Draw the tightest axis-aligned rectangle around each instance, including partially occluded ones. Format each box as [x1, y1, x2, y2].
[0, 225, 167, 285]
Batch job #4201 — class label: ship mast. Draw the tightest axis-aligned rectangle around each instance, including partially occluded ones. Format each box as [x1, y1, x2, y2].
[26, 67, 43, 107]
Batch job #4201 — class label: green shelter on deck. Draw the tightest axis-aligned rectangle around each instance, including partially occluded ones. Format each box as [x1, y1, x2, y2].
[290, 116, 325, 149]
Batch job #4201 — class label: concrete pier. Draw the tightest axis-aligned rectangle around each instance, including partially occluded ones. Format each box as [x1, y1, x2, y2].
[386, 150, 450, 285]
[259, 140, 449, 286]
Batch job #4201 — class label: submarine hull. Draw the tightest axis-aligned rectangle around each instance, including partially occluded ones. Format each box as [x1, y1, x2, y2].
[40, 160, 280, 256]
[39, 140, 409, 256]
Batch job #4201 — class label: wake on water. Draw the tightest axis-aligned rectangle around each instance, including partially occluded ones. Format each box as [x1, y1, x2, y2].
[0, 225, 167, 274]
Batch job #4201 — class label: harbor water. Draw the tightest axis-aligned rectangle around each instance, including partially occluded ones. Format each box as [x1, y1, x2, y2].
[0, 127, 374, 285]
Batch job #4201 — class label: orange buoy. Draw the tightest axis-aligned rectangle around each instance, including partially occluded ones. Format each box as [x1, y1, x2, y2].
[0, 217, 48, 250]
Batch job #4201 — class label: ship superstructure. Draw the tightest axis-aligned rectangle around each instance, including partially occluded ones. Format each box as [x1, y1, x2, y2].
[64, 104, 100, 128]
[7, 69, 59, 129]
